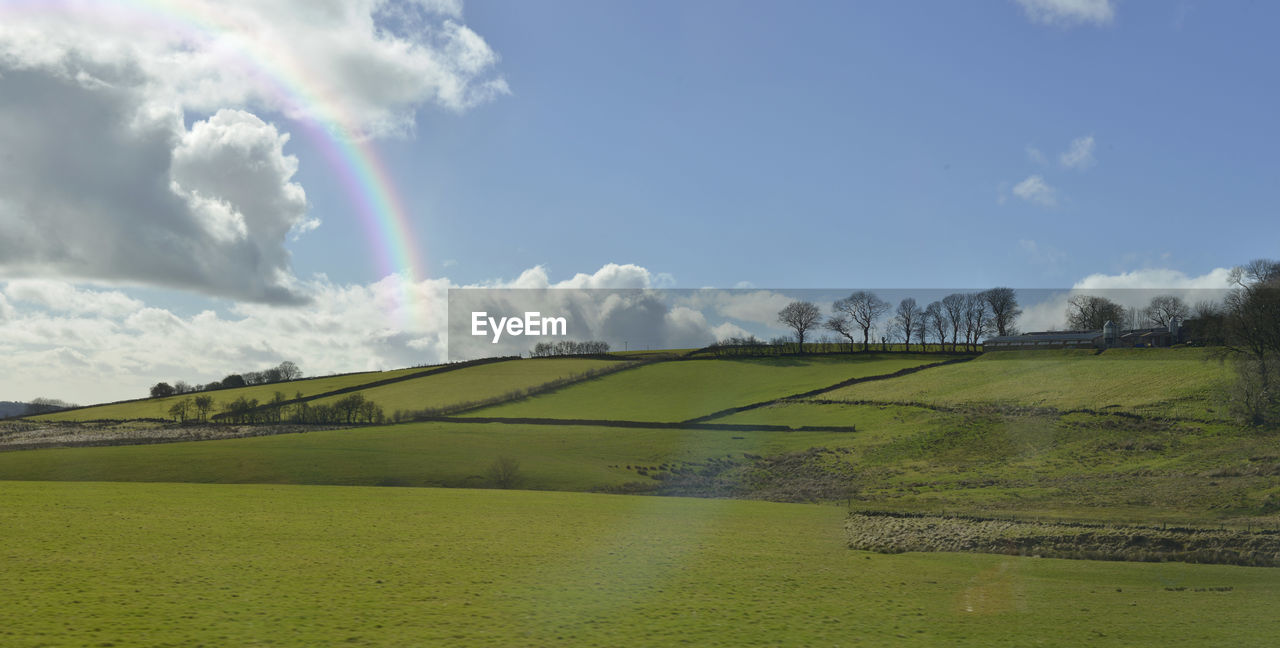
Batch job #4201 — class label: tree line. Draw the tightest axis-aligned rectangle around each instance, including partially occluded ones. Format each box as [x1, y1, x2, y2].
[166, 390, 385, 426]
[149, 360, 302, 398]
[775, 288, 1023, 354]
[529, 340, 610, 357]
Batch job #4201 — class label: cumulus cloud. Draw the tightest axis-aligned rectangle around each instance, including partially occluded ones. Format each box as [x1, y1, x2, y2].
[0, 1, 506, 302]
[1014, 0, 1115, 27]
[1060, 135, 1096, 169]
[1012, 175, 1057, 206]
[1015, 268, 1235, 332]
[0, 264, 741, 404]
[0, 0, 508, 137]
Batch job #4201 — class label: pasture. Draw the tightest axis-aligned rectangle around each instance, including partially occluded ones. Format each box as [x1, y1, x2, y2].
[3, 481, 1277, 648]
[467, 353, 956, 422]
[306, 356, 626, 415]
[31, 366, 432, 422]
[820, 348, 1233, 420]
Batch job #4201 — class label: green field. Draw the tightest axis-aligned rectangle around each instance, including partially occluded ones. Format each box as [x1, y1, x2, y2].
[0, 421, 852, 491]
[821, 348, 1233, 420]
[3, 481, 1277, 648]
[307, 356, 625, 414]
[32, 366, 432, 422]
[468, 354, 956, 422]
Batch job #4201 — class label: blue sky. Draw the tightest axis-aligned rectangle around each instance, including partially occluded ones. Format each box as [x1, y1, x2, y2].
[0, 0, 1275, 403]
[290, 0, 1276, 288]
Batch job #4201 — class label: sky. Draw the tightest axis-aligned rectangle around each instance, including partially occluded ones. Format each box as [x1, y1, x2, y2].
[0, 0, 1276, 405]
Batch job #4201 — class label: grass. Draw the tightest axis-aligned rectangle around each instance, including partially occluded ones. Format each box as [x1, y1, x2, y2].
[3, 481, 1279, 647]
[467, 353, 956, 422]
[307, 356, 625, 415]
[32, 366, 432, 422]
[0, 421, 857, 491]
[5, 408, 1278, 526]
[819, 348, 1234, 420]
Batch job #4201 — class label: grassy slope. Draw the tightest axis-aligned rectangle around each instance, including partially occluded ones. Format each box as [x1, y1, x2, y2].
[32, 366, 431, 422]
[821, 348, 1233, 420]
[3, 481, 1276, 648]
[307, 357, 624, 414]
[0, 422, 852, 491]
[468, 354, 955, 422]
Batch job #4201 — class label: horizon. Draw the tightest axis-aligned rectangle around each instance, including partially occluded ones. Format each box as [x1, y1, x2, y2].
[2, 0, 1276, 403]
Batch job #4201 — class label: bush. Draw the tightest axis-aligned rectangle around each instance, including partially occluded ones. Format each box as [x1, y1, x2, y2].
[487, 456, 522, 489]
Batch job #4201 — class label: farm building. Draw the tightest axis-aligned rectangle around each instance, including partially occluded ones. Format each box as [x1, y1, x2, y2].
[984, 320, 1184, 351]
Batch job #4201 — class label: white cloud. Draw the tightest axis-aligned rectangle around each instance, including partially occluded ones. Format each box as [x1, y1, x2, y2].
[0, 0, 508, 137]
[1016, 267, 1234, 332]
[0, 264, 729, 405]
[1060, 135, 1096, 169]
[1015, 0, 1115, 27]
[0, 2, 507, 303]
[1026, 146, 1048, 165]
[5, 280, 144, 318]
[1012, 175, 1057, 206]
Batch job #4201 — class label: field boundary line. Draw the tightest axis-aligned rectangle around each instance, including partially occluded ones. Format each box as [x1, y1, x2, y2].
[681, 356, 976, 424]
[414, 415, 858, 433]
[208, 356, 524, 421]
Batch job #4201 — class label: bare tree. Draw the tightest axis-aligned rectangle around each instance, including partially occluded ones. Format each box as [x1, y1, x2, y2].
[941, 293, 966, 352]
[276, 361, 303, 382]
[895, 298, 924, 352]
[777, 301, 822, 353]
[983, 287, 1022, 337]
[824, 314, 857, 352]
[834, 291, 890, 351]
[1066, 295, 1125, 330]
[963, 293, 989, 351]
[488, 456, 522, 489]
[1144, 295, 1190, 328]
[1224, 259, 1280, 425]
[925, 301, 947, 352]
[913, 310, 931, 351]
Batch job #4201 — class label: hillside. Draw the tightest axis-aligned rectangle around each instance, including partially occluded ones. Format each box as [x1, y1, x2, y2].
[466, 353, 957, 422]
[2, 348, 1273, 527]
[818, 348, 1233, 421]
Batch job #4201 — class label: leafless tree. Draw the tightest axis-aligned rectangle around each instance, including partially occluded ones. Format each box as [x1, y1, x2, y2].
[834, 291, 889, 351]
[895, 298, 924, 352]
[778, 301, 822, 353]
[963, 293, 989, 351]
[1224, 259, 1280, 425]
[276, 361, 303, 382]
[488, 456, 522, 489]
[941, 293, 966, 352]
[824, 314, 857, 352]
[1066, 294, 1125, 330]
[1144, 295, 1190, 328]
[925, 301, 947, 351]
[983, 287, 1022, 337]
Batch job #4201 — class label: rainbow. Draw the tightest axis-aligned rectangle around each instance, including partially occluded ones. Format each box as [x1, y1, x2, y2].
[4, 0, 429, 325]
